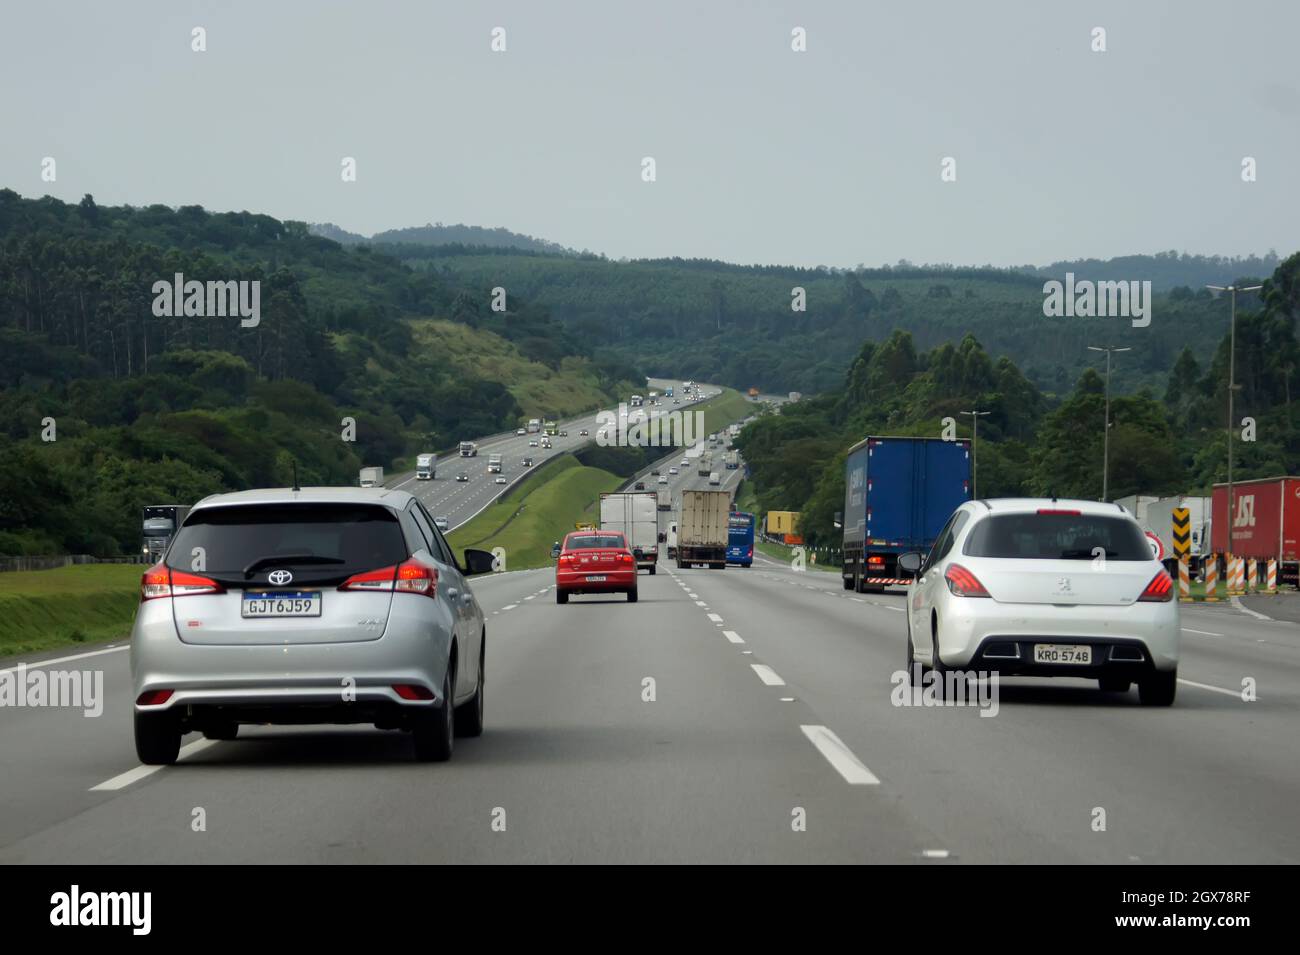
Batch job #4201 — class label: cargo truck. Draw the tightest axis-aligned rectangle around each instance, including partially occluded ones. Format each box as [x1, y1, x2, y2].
[359, 466, 384, 488]
[1211, 476, 1300, 587]
[600, 492, 660, 573]
[698, 451, 712, 477]
[458, 441, 478, 458]
[724, 450, 739, 469]
[1117, 494, 1210, 574]
[727, 511, 755, 567]
[678, 489, 731, 569]
[141, 504, 191, 563]
[416, 453, 437, 480]
[657, 488, 672, 511]
[841, 436, 971, 592]
[487, 453, 503, 474]
[527, 418, 541, 434]
[666, 520, 679, 559]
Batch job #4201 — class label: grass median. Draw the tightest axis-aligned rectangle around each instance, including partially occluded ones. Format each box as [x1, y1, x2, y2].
[0, 564, 143, 657]
[447, 454, 624, 570]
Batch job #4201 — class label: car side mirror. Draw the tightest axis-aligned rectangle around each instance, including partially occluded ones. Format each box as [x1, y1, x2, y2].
[550, 543, 562, 559]
[898, 551, 923, 575]
[463, 548, 498, 576]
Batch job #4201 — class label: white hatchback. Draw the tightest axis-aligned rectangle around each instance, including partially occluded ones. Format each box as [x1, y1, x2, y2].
[899, 498, 1179, 705]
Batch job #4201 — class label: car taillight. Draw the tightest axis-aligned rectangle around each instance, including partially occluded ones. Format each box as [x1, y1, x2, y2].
[136, 689, 174, 706]
[1036, 508, 1081, 515]
[945, 563, 991, 597]
[140, 564, 222, 601]
[338, 564, 398, 591]
[393, 684, 435, 701]
[557, 553, 575, 566]
[395, 560, 438, 597]
[618, 552, 634, 565]
[867, 555, 885, 567]
[1138, 570, 1173, 602]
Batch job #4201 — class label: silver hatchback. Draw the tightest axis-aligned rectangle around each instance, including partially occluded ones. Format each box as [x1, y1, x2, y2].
[130, 487, 494, 764]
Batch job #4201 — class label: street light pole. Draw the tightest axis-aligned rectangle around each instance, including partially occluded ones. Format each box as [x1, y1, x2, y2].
[1087, 345, 1131, 502]
[959, 410, 991, 499]
[1206, 285, 1263, 556]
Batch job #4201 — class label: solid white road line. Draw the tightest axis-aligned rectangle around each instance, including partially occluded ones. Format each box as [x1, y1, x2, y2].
[1, 645, 128, 675]
[1178, 678, 1243, 698]
[1230, 596, 1271, 621]
[90, 738, 219, 792]
[1181, 627, 1223, 637]
[750, 664, 785, 686]
[722, 630, 745, 644]
[799, 725, 881, 785]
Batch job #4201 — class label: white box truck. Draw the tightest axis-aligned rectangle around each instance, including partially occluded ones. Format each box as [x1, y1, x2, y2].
[458, 441, 477, 458]
[708, 471, 722, 486]
[359, 466, 384, 488]
[666, 519, 679, 559]
[600, 491, 660, 573]
[657, 488, 672, 511]
[416, 453, 437, 480]
[488, 453, 503, 474]
[678, 489, 730, 569]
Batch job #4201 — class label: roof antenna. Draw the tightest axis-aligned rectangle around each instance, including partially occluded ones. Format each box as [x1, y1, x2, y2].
[291, 459, 300, 492]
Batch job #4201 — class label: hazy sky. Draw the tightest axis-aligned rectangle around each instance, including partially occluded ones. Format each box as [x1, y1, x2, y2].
[3, 1, 1296, 267]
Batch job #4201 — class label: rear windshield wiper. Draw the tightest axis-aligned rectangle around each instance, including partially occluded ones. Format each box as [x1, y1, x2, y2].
[242, 554, 347, 577]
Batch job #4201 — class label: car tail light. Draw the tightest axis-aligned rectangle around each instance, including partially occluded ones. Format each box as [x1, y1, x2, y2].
[867, 555, 885, 567]
[393, 684, 435, 701]
[1036, 508, 1081, 515]
[945, 563, 991, 597]
[136, 689, 174, 706]
[338, 564, 399, 591]
[618, 552, 634, 565]
[1138, 570, 1174, 602]
[140, 564, 222, 601]
[395, 560, 438, 597]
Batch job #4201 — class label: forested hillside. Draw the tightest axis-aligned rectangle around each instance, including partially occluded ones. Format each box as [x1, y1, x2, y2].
[0, 191, 641, 556]
[398, 246, 1263, 396]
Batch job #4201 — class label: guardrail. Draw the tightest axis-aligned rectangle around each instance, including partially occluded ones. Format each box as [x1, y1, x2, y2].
[0, 555, 146, 573]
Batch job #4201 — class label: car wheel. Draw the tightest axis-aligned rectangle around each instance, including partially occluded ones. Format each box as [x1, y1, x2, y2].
[556, 589, 568, 605]
[1099, 676, 1132, 693]
[201, 720, 239, 741]
[455, 641, 485, 738]
[1138, 669, 1177, 707]
[906, 622, 920, 687]
[649, 564, 657, 575]
[931, 628, 956, 700]
[628, 588, 638, 603]
[413, 671, 454, 762]
[135, 710, 181, 765]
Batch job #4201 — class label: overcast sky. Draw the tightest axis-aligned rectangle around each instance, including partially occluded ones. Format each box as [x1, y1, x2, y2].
[3, 0, 1296, 268]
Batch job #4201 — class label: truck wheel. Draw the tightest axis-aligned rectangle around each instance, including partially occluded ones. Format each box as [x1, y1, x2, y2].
[842, 575, 854, 590]
[649, 564, 657, 576]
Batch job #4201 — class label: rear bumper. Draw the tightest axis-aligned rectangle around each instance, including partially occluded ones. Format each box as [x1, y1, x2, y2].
[556, 570, 637, 593]
[935, 595, 1179, 672]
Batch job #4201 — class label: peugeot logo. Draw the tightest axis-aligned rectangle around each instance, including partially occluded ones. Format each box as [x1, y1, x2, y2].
[1056, 577, 1073, 594]
[268, 569, 293, 585]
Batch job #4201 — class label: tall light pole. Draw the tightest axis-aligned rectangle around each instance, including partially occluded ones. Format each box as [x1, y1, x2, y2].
[1206, 284, 1263, 556]
[1086, 345, 1131, 502]
[960, 410, 991, 499]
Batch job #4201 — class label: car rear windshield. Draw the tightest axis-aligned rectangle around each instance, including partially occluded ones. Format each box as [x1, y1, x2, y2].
[962, 513, 1151, 561]
[167, 503, 408, 575]
[568, 535, 626, 550]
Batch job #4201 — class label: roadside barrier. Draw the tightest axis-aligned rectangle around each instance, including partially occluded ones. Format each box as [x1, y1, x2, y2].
[1178, 557, 1191, 601]
[1267, 558, 1278, 594]
[1204, 555, 1219, 601]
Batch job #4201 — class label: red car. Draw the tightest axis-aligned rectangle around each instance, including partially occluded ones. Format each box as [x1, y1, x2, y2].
[554, 531, 640, 603]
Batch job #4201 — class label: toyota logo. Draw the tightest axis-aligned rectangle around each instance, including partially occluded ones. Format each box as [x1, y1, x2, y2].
[267, 570, 293, 585]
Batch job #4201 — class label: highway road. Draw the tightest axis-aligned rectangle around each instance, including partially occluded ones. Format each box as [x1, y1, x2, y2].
[390, 378, 720, 531]
[2, 542, 1296, 863]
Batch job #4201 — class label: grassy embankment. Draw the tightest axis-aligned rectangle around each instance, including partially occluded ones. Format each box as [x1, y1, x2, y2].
[0, 564, 143, 657]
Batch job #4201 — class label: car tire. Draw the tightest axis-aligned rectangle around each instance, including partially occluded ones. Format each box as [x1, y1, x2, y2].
[1099, 676, 1132, 694]
[628, 588, 638, 603]
[1138, 669, 1177, 707]
[135, 710, 181, 765]
[649, 564, 657, 575]
[906, 623, 921, 687]
[556, 589, 568, 604]
[412, 671, 454, 762]
[931, 629, 957, 700]
[202, 720, 239, 741]
[842, 575, 854, 591]
[455, 641, 485, 738]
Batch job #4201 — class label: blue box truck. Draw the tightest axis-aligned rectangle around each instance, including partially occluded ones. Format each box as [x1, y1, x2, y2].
[841, 436, 971, 592]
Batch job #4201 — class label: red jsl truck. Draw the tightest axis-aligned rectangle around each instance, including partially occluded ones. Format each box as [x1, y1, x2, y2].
[1211, 476, 1300, 586]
